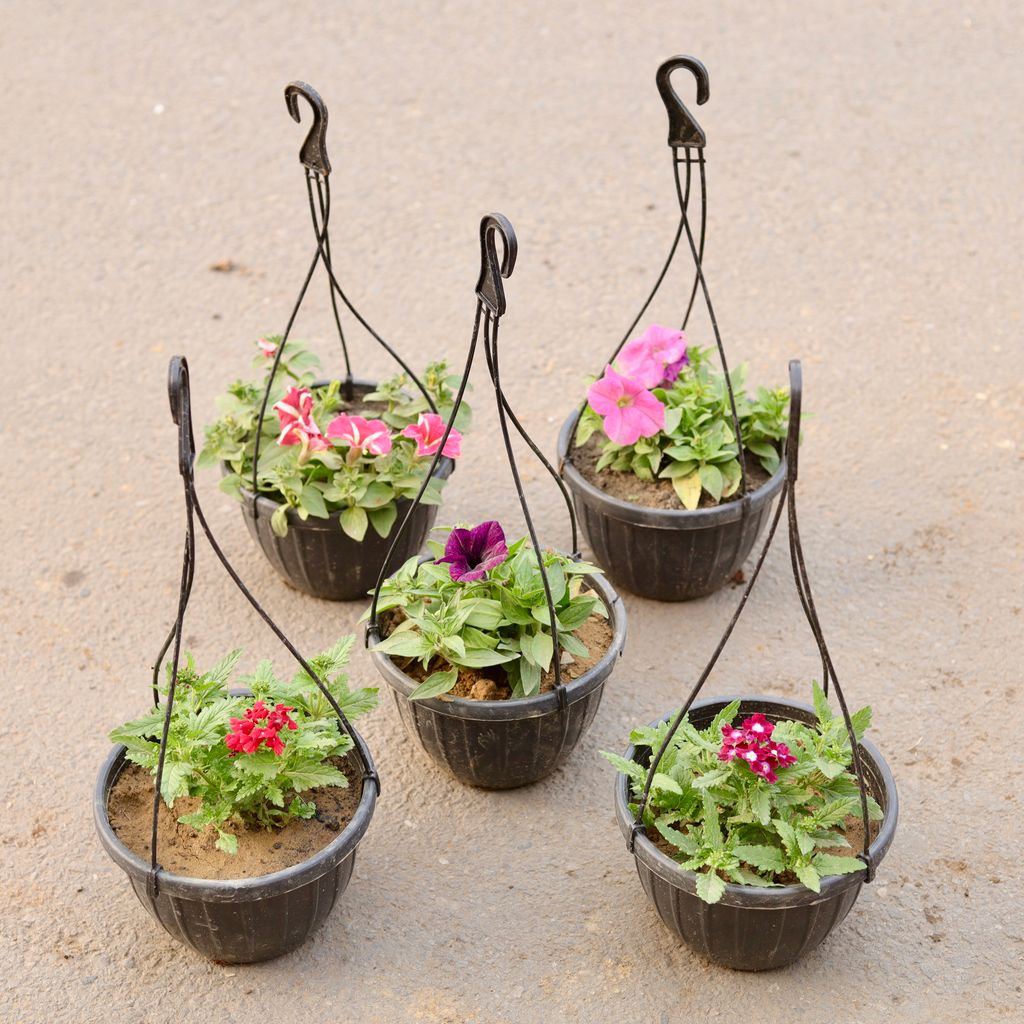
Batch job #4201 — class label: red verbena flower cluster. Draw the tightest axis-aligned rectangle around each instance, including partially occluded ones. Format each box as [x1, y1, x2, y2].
[225, 700, 297, 757]
[717, 713, 796, 784]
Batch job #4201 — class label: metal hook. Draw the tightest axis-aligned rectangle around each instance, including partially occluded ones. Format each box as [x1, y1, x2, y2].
[785, 359, 802, 483]
[656, 55, 709, 149]
[475, 213, 517, 317]
[167, 355, 196, 479]
[284, 81, 331, 176]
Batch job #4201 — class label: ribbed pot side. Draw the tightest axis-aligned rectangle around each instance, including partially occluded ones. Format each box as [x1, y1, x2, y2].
[557, 414, 785, 601]
[233, 458, 453, 602]
[94, 734, 378, 964]
[614, 697, 898, 971]
[370, 572, 626, 789]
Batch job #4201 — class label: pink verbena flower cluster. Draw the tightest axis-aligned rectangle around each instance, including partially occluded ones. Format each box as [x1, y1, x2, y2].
[717, 713, 797, 784]
[225, 700, 298, 756]
[271, 386, 462, 464]
[586, 324, 689, 445]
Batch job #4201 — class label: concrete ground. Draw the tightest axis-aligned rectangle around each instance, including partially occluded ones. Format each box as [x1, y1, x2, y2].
[3, 2, 1021, 1021]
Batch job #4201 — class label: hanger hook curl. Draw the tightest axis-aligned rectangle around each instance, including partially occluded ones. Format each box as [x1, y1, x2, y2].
[167, 355, 196, 478]
[656, 55, 709, 148]
[476, 213, 517, 317]
[284, 81, 331, 176]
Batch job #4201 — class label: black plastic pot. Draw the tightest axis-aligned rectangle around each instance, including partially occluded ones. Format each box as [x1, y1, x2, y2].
[94, 731, 378, 963]
[557, 414, 786, 601]
[231, 455, 453, 602]
[370, 571, 626, 789]
[614, 696, 898, 971]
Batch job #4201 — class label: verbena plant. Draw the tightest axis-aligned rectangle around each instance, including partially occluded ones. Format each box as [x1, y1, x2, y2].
[604, 683, 883, 904]
[369, 521, 607, 699]
[575, 324, 788, 509]
[110, 637, 377, 854]
[199, 338, 470, 540]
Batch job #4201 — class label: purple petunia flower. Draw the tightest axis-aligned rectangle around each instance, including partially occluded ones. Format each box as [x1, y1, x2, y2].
[437, 521, 509, 582]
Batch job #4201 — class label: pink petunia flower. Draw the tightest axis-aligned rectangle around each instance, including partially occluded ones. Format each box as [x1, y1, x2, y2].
[586, 364, 665, 446]
[257, 337, 278, 359]
[401, 413, 463, 458]
[325, 413, 393, 456]
[273, 386, 329, 462]
[618, 324, 689, 388]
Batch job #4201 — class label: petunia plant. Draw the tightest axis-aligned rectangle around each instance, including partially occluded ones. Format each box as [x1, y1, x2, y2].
[604, 683, 883, 904]
[110, 637, 377, 854]
[368, 521, 607, 699]
[199, 338, 468, 540]
[574, 324, 789, 510]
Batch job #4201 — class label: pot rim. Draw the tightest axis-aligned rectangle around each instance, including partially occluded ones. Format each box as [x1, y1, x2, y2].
[556, 411, 786, 529]
[369, 568, 626, 721]
[94, 725, 378, 901]
[613, 695, 899, 909]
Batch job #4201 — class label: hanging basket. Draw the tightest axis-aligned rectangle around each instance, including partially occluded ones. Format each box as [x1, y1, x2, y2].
[94, 357, 380, 963]
[366, 214, 626, 788]
[611, 359, 898, 970]
[226, 83, 455, 600]
[558, 57, 785, 601]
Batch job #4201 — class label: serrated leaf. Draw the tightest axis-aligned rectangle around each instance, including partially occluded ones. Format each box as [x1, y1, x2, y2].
[850, 704, 872, 741]
[795, 863, 821, 892]
[287, 765, 348, 791]
[813, 853, 866, 878]
[692, 767, 731, 790]
[215, 830, 238, 855]
[651, 772, 683, 795]
[655, 819, 699, 856]
[600, 751, 646, 786]
[750, 786, 772, 826]
[812, 680, 833, 725]
[695, 870, 726, 905]
[732, 843, 786, 874]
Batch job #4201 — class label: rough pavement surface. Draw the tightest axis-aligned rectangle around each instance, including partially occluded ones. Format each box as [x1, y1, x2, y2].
[3, 3, 1021, 1022]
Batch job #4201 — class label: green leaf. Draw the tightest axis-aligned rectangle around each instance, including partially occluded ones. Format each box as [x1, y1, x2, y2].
[850, 704, 872, 741]
[651, 772, 682, 795]
[159, 762, 191, 806]
[733, 844, 786, 874]
[795, 863, 821, 893]
[691, 767, 731, 790]
[530, 632, 554, 671]
[454, 648, 518, 669]
[371, 630, 433, 659]
[409, 668, 459, 700]
[812, 680, 833, 726]
[271, 504, 290, 537]
[367, 503, 398, 539]
[340, 505, 368, 541]
[287, 765, 348, 791]
[813, 853, 866, 878]
[673, 471, 702, 510]
[300, 484, 329, 518]
[600, 750, 646, 786]
[699, 463, 723, 501]
[750, 785, 772, 826]
[655, 819, 699, 855]
[695, 870, 726, 905]
[215, 830, 238, 855]
[358, 481, 395, 509]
